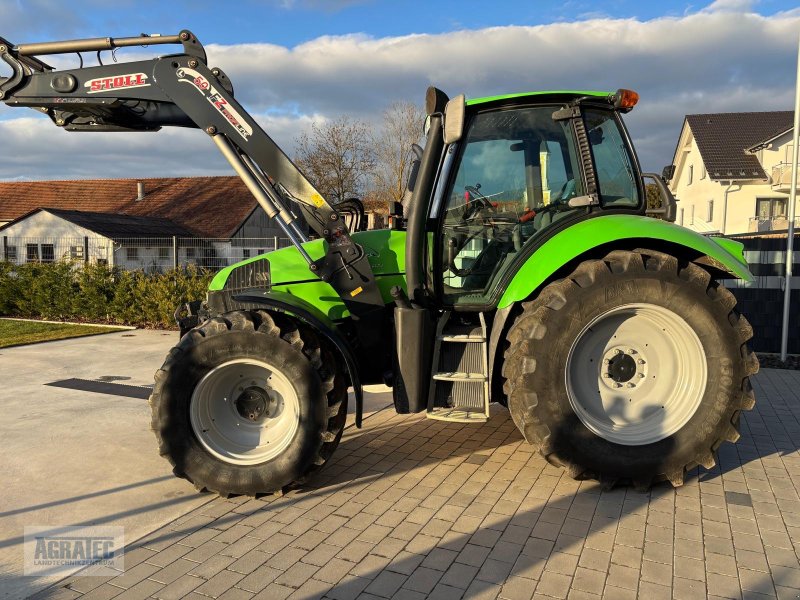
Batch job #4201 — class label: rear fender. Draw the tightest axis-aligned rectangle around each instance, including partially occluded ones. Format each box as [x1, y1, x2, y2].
[498, 214, 752, 309]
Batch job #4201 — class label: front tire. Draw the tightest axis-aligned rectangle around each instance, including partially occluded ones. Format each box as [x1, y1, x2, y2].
[150, 310, 347, 497]
[502, 249, 758, 488]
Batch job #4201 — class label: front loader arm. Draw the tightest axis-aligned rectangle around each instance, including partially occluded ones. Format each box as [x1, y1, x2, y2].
[0, 30, 385, 322]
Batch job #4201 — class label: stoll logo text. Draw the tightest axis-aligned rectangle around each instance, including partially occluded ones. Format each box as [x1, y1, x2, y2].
[24, 526, 124, 576]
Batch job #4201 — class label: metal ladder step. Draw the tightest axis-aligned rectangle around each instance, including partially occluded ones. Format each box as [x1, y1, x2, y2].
[432, 372, 487, 382]
[427, 312, 490, 424]
[427, 406, 489, 423]
[439, 334, 485, 343]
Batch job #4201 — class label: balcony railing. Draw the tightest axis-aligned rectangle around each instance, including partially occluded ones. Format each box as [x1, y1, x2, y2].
[748, 216, 800, 233]
[771, 162, 799, 192]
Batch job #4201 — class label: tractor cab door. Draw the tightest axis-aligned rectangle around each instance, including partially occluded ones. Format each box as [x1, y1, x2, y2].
[431, 104, 642, 308]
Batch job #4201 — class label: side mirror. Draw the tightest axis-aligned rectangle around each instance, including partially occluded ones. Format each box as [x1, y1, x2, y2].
[443, 95, 465, 144]
[642, 173, 677, 222]
[661, 164, 676, 182]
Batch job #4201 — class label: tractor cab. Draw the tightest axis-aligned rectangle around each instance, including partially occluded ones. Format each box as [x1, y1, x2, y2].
[392, 87, 676, 423]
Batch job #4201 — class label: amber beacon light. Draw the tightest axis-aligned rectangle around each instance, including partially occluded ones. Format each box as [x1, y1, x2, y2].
[610, 88, 639, 111]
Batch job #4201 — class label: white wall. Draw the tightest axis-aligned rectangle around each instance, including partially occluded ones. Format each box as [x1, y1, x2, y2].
[0, 210, 113, 265]
[670, 126, 796, 235]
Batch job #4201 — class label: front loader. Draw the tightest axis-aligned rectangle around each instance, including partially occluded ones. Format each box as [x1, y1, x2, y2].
[1, 31, 758, 496]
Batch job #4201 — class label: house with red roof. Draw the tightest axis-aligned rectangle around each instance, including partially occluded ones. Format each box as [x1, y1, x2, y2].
[0, 176, 302, 269]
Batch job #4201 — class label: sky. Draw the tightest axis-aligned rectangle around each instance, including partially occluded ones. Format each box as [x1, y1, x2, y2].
[0, 0, 799, 181]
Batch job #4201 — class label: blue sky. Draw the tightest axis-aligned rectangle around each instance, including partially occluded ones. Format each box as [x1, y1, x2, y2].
[1, 0, 799, 179]
[6, 0, 798, 46]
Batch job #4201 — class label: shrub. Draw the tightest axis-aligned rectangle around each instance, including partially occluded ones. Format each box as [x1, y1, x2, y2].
[0, 261, 213, 328]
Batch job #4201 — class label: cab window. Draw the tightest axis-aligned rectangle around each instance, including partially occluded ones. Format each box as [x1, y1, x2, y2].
[437, 106, 584, 305]
[585, 109, 640, 208]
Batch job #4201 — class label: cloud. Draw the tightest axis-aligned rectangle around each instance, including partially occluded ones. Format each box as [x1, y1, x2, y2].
[701, 0, 757, 13]
[0, 6, 798, 180]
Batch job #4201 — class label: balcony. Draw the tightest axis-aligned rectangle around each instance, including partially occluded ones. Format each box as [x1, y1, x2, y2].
[749, 216, 800, 233]
[771, 162, 799, 193]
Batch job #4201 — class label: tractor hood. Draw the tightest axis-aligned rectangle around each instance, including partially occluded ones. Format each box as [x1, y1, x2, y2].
[208, 229, 407, 321]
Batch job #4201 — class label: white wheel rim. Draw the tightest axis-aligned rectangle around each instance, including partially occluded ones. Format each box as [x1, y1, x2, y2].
[565, 303, 707, 446]
[190, 358, 299, 465]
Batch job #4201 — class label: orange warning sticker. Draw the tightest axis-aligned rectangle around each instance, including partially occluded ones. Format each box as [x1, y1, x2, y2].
[350, 287, 363, 297]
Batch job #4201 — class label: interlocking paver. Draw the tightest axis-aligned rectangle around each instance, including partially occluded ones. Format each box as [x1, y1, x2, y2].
[35, 369, 800, 600]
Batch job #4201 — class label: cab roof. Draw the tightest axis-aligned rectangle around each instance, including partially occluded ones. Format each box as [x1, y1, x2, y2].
[466, 90, 611, 107]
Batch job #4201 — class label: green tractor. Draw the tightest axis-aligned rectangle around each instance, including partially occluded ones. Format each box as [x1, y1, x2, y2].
[1, 31, 757, 496]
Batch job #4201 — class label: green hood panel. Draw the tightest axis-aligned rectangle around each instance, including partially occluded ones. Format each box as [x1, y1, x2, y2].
[209, 229, 407, 320]
[498, 215, 752, 309]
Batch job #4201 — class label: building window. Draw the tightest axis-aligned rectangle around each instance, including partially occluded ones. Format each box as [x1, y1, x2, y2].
[679, 208, 684, 226]
[158, 247, 170, 261]
[26, 244, 39, 263]
[70, 246, 84, 260]
[5, 245, 17, 262]
[242, 249, 251, 259]
[186, 247, 195, 259]
[700, 164, 706, 180]
[41, 244, 55, 262]
[687, 165, 693, 186]
[126, 247, 139, 261]
[690, 205, 695, 225]
[757, 198, 787, 220]
[707, 200, 714, 223]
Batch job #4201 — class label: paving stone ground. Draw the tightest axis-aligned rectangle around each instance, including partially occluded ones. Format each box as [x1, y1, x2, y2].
[33, 368, 800, 600]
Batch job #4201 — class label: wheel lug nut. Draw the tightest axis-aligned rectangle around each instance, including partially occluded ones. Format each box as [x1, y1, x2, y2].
[628, 348, 636, 354]
[627, 382, 636, 388]
[639, 373, 645, 378]
[614, 382, 622, 388]
[603, 373, 612, 378]
[603, 359, 611, 364]
[616, 349, 623, 355]
[638, 359, 646, 365]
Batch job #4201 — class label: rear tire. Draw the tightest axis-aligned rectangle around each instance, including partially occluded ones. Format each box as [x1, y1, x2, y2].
[502, 249, 758, 488]
[149, 310, 347, 497]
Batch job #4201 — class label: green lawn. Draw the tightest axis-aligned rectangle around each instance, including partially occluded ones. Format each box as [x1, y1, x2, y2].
[0, 319, 127, 348]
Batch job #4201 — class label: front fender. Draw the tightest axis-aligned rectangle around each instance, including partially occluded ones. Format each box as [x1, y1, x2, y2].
[498, 214, 752, 309]
[214, 288, 365, 427]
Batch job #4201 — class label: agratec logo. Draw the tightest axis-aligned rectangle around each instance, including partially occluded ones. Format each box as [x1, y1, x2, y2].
[24, 526, 124, 576]
[84, 73, 150, 93]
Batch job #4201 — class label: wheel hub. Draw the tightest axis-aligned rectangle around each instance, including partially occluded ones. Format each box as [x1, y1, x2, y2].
[601, 347, 648, 388]
[234, 386, 272, 422]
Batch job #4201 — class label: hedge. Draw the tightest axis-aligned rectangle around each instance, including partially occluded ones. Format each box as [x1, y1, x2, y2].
[0, 261, 213, 328]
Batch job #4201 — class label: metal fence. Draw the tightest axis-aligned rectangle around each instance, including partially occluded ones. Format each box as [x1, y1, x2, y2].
[1, 236, 292, 272]
[720, 233, 800, 353]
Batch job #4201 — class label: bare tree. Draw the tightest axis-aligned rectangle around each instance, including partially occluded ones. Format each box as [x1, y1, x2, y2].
[295, 116, 375, 205]
[370, 101, 426, 205]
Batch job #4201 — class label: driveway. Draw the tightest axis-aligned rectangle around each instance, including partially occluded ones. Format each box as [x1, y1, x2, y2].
[0, 329, 391, 599]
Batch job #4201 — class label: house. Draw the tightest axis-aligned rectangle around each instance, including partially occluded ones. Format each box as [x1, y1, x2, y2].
[0, 176, 303, 269]
[667, 111, 796, 235]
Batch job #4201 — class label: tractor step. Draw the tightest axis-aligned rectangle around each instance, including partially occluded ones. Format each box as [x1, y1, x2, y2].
[427, 312, 490, 423]
[440, 334, 485, 342]
[427, 406, 489, 423]
[432, 372, 487, 382]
